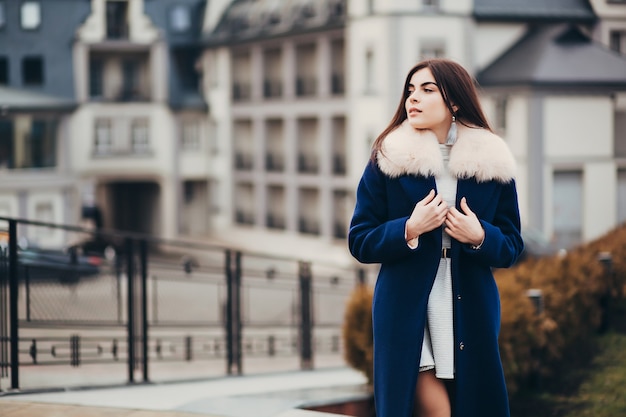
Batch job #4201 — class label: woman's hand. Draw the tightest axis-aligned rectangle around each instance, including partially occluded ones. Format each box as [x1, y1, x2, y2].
[405, 190, 448, 241]
[445, 197, 484, 246]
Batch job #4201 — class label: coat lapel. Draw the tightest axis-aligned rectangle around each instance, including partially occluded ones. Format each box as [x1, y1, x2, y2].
[399, 175, 436, 205]
[456, 178, 497, 216]
[397, 176, 497, 216]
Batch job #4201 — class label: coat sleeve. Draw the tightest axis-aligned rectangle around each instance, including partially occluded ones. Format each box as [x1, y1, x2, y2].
[348, 161, 419, 264]
[462, 179, 524, 268]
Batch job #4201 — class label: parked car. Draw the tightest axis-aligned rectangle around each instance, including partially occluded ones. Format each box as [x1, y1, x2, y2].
[1, 236, 102, 284]
[69, 234, 121, 261]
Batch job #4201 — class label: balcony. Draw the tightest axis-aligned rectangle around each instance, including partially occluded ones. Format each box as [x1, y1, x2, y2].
[296, 77, 317, 97]
[235, 210, 255, 225]
[266, 214, 286, 230]
[298, 154, 318, 174]
[333, 221, 347, 239]
[331, 73, 345, 95]
[332, 154, 346, 175]
[265, 153, 285, 172]
[233, 82, 251, 101]
[299, 218, 320, 235]
[89, 53, 152, 102]
[263, 79, 282, 98]
[234, 153, 254, 170]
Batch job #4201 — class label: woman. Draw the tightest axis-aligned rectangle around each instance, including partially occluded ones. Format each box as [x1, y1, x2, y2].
[348, 58, 523, 417]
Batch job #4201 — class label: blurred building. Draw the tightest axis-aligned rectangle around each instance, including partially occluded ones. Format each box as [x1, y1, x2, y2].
[1, 0, 625, 261]
[0, 0, 89, 247]
[0, 0, 208, 247]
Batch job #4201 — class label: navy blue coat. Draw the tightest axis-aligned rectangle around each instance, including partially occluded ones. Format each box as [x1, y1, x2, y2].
[348, 122, 524, 417]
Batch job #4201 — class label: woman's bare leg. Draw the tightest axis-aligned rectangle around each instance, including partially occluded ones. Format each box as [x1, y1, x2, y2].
[415, 370, 451, 417]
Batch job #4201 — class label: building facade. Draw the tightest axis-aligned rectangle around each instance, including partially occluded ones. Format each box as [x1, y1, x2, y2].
[2, 0, 626, 264]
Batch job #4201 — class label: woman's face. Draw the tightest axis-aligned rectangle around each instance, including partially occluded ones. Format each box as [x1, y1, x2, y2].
[405, 67, 452, 139]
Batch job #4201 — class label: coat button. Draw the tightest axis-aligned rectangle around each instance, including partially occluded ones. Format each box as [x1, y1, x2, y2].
[459, 342, 465, 351]
[457, 295, 462, 300]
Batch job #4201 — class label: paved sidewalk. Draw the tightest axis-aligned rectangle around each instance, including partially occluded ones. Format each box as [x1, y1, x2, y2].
[0, 367, 369, 417]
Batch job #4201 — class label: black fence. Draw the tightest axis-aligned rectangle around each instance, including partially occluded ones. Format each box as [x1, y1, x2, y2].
[0, 217, 369, 392]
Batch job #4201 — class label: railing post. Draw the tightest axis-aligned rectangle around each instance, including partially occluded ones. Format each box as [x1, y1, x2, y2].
[356, 268, 367, 286]
[225, 250, 242, 375]
[125, 237, 135, 383]
[185, 336, 192, 361]
[139, 239, 149, 382]
[70, 334, 80, 367]
[234, 251, 242, 374]
[8, 219, 19, 389]
[598, 252, 613, 334]
[299, 261, 313, 370]
[526, 288, 544, 390]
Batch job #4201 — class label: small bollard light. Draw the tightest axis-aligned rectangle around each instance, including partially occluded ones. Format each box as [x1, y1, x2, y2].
[526, 288, 544, 315]
[597, 251, 613, 333]
[597, 251, 612, 271]
[266, 267, 276, 280]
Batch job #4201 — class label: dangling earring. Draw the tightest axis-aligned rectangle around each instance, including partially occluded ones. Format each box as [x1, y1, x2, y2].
[445, 115, 457, 145]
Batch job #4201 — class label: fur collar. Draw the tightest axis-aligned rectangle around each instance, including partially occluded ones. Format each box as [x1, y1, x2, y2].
[376, 120, 516, 183]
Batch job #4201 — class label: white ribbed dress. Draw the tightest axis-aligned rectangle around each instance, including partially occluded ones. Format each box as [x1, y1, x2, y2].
[419, 143, 456, 379]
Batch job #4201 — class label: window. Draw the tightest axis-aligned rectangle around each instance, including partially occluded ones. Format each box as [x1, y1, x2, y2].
[618, 170, 626, 224]
[331, 39, 345, 95]
[0, 2, 6, 29]
[181, 120, 200, 151]
[298, 188, 320, 235]
[89, 58, 104, 98]
[266, 185, 285, 230]
[295, 43, 317, 97]
[615, 111, 626, 157]
[234, 183, 255, 225]
[35, 201, 53, 223]
[131, 118, 149, 153]
[106, 0, 128, 39]
[121, 59, 140, 100]
[262, 48, 282, 98]
[0, 202, 11, 218]
[0, 117, 56, 169]
[20, 2, 41, 30]
[0, 201, 10, 230]
[365, 49, 374, 94]
[420, 39, 446, 59]
[423, 0, 440, 8]
[553, 171, 583, 250]
[333, 190, 349, 239]
[170, 5, 191, 32]
[34, 201, 54, 238]
[0, 120, 13, 168]
[0, 56, 7, 85]
[27, 119, 57, 168]
[22, 56, 43, 86]
[173, 48, 199, 91]
[94, 119, 112, 155]
[610, 30, 626, 55]
[232, 52, 251, 100]
[494, 96, 508, 133]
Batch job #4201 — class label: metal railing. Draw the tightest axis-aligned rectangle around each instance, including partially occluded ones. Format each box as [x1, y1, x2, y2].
[0, 216, 367, 392]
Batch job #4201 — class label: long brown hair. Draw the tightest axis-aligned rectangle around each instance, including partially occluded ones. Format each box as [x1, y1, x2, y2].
[371, 58, 491, 160]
